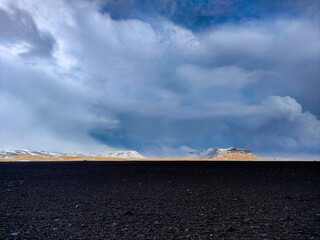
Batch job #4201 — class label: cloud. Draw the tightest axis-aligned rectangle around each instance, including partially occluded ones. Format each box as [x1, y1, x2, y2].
[176, 65, 261, 89]
[228, 96, 320, 151]
[0, 6, 55, 57]
[260, 96, 302, 120]
[0, 43, 118, 152]
[0, 0, 319, 157]
[260, 96, 320, 149]
[89, 95, 320, 156]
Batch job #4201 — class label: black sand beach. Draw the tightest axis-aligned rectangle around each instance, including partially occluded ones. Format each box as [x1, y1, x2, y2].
[0, 161, 319, 239]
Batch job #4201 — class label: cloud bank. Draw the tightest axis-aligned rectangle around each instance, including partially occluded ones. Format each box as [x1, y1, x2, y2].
[0, 0, 319, 157]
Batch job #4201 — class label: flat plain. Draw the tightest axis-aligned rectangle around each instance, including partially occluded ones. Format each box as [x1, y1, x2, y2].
[0, 161, 319, 239]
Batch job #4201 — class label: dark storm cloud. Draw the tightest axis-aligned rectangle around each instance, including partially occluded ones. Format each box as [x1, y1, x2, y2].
[91, 96, 320, 157]
[0, 7, 55, 58]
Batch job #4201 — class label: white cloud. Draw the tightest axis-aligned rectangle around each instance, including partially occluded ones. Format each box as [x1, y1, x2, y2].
[0, 6, 55, 57]
[160, 22, 204, 57]
[176, 64, 261, 88]
[260, 96, 302, 120]
[0, 43, 118, 152]
[206, 26, 272, 57]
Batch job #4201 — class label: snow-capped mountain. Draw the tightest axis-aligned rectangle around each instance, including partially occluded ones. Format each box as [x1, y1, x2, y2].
[96, 151, 145, 159]
[0, 149, 145, 159]
[0, 149, 65, 158]
[187, 147, 259, 160]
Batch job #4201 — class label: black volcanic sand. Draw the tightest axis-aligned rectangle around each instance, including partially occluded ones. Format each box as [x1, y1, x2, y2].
[0, 162, 319, 239]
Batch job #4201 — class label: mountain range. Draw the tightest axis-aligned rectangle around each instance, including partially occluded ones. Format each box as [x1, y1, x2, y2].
[188, 147, 261, 160]
[0, 147, 260, 161]
[0, 149, 145, 160]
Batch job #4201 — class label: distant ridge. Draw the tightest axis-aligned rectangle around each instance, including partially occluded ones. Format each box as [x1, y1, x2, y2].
[188, 147, 261, 160]
[0, 149, 145, 160]
[0, 148, 262, 161]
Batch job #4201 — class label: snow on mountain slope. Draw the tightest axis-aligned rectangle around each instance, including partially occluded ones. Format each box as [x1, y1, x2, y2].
[0, 149, 64, 158]
[0, 149, 145, 159]
[187, 147, 260, 160]
[96, 151, 145, 159]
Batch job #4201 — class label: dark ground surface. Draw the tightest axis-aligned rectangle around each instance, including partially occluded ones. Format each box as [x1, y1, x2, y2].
[0, 161, 319, 240]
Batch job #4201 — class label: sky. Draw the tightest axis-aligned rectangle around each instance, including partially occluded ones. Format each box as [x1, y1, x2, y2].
[0, 0, 319, 158]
